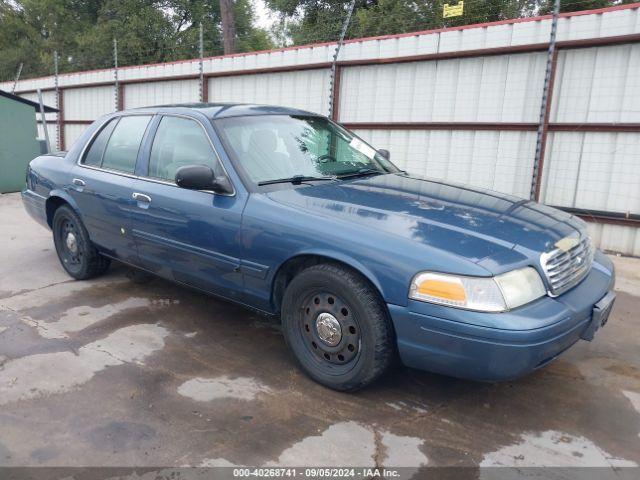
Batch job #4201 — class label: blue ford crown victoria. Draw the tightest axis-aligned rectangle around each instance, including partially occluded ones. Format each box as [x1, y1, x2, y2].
[22, 104, 616, 391]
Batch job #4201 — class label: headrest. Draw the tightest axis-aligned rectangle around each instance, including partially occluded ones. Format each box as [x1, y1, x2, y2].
[249, 129, 278, 152]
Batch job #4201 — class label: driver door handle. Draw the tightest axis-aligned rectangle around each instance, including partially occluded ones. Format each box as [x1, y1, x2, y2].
[132, 192, 152, 203]
[72, 178, 85, 187]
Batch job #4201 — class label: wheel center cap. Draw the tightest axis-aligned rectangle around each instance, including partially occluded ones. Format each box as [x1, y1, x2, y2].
[66, 232, 78, 254]
[316, 312, 342, 346]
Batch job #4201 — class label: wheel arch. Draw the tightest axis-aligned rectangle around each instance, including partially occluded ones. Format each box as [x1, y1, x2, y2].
[271, 250, 387, 313]
[45, 190, 81, 228]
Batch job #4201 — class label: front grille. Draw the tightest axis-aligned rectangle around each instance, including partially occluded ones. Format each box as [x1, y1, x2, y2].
[540, 234, 594, 296]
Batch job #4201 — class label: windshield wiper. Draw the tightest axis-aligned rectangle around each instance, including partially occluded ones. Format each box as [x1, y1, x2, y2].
[336, 168, 384, 179]
[258, 175, 335, 186]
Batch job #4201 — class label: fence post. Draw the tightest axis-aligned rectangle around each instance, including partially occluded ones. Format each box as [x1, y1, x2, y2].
[331, 66, 342, 121]
[113, 38, 121, 111]
[37, 89, 51, 153]
[11, 63, 23, 94]
[199, 22, 206, 102]
[531, 0, 561, 201]
[54, 51, 64, 151]
[328, 0, 355, 120]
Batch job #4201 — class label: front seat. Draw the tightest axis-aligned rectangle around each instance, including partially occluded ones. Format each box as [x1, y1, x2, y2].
[163, 133, 212, 180]
[246, 129, 293, 180]
[150, 142, 175, 180]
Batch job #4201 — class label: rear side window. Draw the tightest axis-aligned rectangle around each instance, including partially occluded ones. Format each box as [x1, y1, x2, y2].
[82, 119, 117, 167]
[101, 116, 152, 173]
[148, 116, 221, 182]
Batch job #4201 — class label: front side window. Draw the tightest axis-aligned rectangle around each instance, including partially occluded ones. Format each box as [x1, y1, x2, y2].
[148, 116, 221, 182]
[215, 114, 398, 185]
[82, 119, 118, 167]
[101, 115, 152, 173]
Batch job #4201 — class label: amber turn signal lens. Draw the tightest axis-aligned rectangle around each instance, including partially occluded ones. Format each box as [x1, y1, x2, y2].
[417, 279, 466, 302]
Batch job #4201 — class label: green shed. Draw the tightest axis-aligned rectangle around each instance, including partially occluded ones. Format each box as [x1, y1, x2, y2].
[0, 89, 58, 193]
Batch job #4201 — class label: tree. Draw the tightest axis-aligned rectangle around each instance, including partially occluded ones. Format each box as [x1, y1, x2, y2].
[0, 0, 274, 81]
[264, 0, 626, 45]
[220, 0, 237, 54]
[539, 0, 618, 14]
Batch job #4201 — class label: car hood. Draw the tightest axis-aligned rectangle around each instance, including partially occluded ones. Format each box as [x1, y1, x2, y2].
[264, 174, 585, 271]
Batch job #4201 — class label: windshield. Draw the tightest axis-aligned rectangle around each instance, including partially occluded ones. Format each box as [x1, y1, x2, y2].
[215, 114, 399, 185]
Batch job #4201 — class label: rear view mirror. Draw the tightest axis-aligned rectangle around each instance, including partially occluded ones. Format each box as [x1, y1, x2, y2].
[175, 165, 233, 195]
[378, 149, 390, 160]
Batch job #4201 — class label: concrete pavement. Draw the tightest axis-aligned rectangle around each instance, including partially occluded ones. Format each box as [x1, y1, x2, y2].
[1, 192, 639, 474]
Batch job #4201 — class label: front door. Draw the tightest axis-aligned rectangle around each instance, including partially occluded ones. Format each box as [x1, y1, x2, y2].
[129, 114, 246, 299]
[69, 115, 153, 264]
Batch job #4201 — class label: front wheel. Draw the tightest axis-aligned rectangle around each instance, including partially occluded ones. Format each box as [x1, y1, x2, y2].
[281, 264, 395, 391]
[52, 205, 110, 280]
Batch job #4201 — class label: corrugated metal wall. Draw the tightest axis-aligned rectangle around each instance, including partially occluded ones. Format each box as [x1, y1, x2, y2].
[65, 86, 114, 120]
[124, 79, 200, 109]
[339, 54, 547, 123]
[63, 124, 88, 149]
[3, 5, 639, 255]
[353, 129, 537, 199]
[208, 70, 332, 115]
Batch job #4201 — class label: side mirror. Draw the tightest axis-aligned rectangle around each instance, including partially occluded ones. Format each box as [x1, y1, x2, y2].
[175, 165, 233, 195]
[378, 149, 390, 160]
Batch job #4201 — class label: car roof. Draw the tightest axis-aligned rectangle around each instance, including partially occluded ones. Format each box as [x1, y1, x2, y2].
[129, 103, 322, 120]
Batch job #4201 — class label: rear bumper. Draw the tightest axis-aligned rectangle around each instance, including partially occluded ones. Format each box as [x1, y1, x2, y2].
[22, 189, 49, 229]
[388, 252, 615, 381]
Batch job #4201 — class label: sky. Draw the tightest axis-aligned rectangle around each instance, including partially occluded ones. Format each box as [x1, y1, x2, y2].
[253, 0, 275, 30]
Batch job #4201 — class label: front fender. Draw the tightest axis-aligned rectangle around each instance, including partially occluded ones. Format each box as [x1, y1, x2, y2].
[283, 247, 387, 300]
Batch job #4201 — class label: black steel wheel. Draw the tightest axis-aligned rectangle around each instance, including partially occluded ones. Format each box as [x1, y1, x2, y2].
[281, 263, 395, 391]
[55, 216, 83, 273]
[52, 205, 110, 280]
[299, 290, 362, 374]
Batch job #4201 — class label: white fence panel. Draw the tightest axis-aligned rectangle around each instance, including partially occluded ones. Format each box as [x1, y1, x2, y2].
[64, 86, 115, 120]
[540, 132, 640, 214]
[208, 69, 331, 115]
[64, 124, 90, 150]
[552, 44, 640, 123]
[559, 7, 640, 41]
[123, 80, 199, 109]
[354, 129, 536, 199]
[341, 33, 439, 61]
[205, 45, 334, 75]
[587, 223, 640, 257]
[339, 53, 546, 123]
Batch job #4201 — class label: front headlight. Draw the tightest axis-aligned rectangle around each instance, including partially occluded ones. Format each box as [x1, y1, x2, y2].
[409, 267, 546, 312]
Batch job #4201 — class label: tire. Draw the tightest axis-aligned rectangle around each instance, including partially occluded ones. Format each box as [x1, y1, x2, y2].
[281, 263, 395, 391]
[52, 205, 110, 280]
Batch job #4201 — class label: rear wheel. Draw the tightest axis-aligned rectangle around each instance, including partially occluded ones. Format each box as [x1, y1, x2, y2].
[281, 263, 394, 391]
[52, 205, 110, 280]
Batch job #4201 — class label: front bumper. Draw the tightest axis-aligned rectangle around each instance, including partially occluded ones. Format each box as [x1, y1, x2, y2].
[388, 252, 615, 381]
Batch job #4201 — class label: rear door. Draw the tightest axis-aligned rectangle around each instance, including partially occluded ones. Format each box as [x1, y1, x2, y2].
[129, 114, 246, 299]
[69, 115, 153, 264]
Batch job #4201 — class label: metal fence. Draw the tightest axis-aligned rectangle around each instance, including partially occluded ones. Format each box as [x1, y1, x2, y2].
[1, 3, 639, 256]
